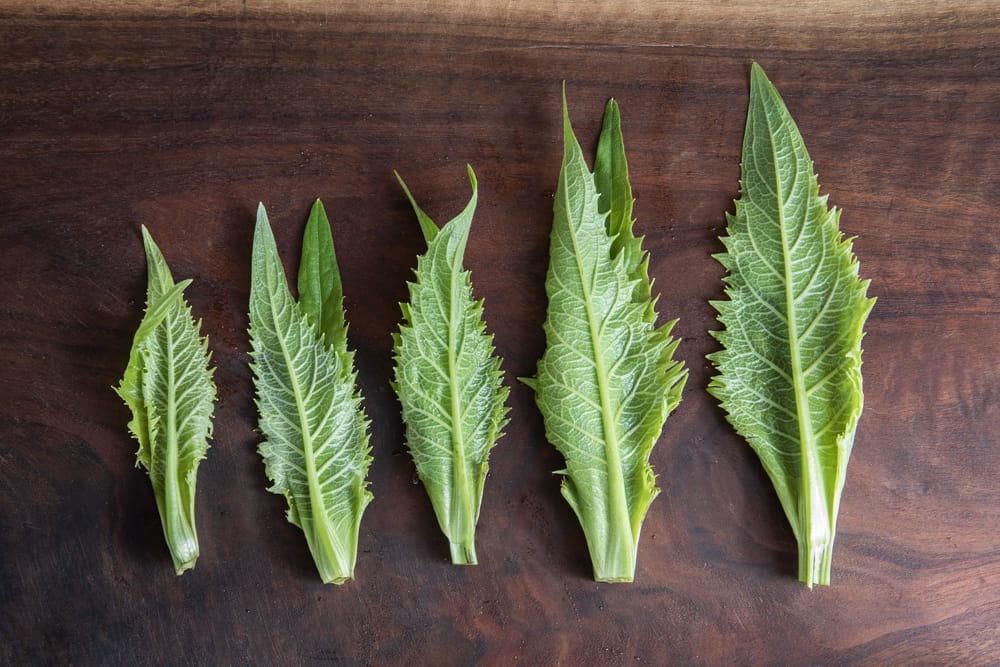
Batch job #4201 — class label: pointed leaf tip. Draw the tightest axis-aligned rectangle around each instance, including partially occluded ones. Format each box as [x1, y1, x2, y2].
[750, 61, 770, 85]
[561, 82, 572, 135]
[395, 171, 440, 244]
[458, 166, 479, 220]
[748, 62, 783, 106]
[604, 97, 620, 117]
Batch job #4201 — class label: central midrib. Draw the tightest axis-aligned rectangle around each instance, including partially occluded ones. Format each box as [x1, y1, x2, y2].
[164, 315, 183, 543]
[446, 244, 473, 549]
[269, 289, 342, 568]
[765, 103, 828, 564]
[560, 161, 633, 562]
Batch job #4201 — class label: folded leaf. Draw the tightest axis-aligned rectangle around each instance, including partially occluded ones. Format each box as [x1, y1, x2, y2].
[707, 63, 875, 587]
[526, 91, 687, 583]
[393, 166, 510, 565]
[116, 226, 216, 575]
[250, 202, 373, 584]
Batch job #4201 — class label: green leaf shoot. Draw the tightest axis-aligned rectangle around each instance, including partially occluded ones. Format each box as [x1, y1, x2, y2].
[116, 226, 216, 575]
[393, 166, 510, 565]
[250, 201, 373, 584]
[707, 63, 875, 587]
[525, 89, 688, 583]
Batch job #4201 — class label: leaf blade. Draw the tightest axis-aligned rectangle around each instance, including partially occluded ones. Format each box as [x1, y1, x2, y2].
[116, 227, 216, 575]
[708, 63, 875, 587]
[530, 91, 687, 582]
[393, 166, 510, 565]
[298, 199, 347, 353]
[250, 203, 373, 584]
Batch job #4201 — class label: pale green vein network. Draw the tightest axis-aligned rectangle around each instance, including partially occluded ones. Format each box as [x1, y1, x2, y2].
[116, 226, 216, 575]
[393, 166, 510, 566]
[250, 204, 372, 585]
[528, 91, 687, 583]
[708, 63, 875, 587]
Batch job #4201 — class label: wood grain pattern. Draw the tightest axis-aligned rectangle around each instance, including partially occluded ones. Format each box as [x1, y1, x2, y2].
[1, 4, 998, 664]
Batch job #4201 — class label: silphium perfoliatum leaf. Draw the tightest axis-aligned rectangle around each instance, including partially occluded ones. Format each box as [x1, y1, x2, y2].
[116, 226, 216, 575]
[392, 166, 510, 565]
[707, 63, 876, 587]
[524, 90, 688, 583]
[250, 201, 373, 584]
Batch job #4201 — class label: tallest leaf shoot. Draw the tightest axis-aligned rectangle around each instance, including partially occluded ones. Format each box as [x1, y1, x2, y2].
[707, 63, 875, 587]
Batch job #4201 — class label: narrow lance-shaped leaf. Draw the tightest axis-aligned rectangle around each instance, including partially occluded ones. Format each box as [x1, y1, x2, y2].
[393, 166, 510, 565]
[525, 91, 687, 583]
[707, 63, 875, 587]
[116, 226, 216, 575]
[298, 199, 347, 353]
[250, 202, 373, 584]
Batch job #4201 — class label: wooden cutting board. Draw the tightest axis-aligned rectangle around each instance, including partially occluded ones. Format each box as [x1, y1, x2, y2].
[2, 2, 998, 663]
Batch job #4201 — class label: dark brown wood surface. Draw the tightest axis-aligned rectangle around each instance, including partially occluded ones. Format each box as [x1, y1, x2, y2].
[2, 3, 999, 664]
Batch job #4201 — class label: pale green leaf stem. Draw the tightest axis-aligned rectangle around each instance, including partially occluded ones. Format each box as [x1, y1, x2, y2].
[116, 226, 216, 575]
[526, 90, 687, 583]
[393, 166, 510, 565]
[250, 202, 373, 584]
[707, 63, 875, 587]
